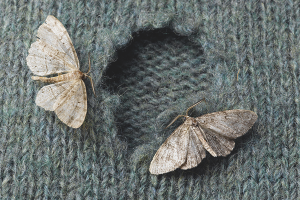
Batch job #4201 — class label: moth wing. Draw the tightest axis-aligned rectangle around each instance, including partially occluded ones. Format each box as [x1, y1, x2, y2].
[197, 126, 236, 157]
[149, 124, 190, 175]
[26, 15, 79, 76]
[42, 15, 79, 68]
[196, 110, 257, 139]
[53, 79, 87, 128]
[35, 80, 76, 111]
[180, 126, 206, 170]
[196, 110, 257, 157]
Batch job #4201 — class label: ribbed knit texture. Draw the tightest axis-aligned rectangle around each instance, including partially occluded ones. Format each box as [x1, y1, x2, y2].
[0, 0, 299, 199]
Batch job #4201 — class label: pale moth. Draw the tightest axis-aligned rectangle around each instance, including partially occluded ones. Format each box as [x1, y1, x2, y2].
[27, 15, 95, 128]
[149, 99, 258, 175]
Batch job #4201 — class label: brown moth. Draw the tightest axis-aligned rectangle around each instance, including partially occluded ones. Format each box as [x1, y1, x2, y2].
[149, 99, 258, 175]
[26, 15, 95, 128]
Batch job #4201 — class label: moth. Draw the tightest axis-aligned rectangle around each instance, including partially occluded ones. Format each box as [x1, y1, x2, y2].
[149, 99, 258, 175]
[26, 15, 95, 128]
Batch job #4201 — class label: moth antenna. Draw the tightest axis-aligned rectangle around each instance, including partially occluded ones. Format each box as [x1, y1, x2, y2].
[86, 53, 91, 74]
[185, 98, 206, 116]
[237, 68, 240, 81]
[165, 115, 185, 129]
[119, 88, 128, 98]
[86, 75, 96, 96]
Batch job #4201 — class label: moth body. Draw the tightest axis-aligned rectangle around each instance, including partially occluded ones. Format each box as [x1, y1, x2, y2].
[149, 102, 258, 175]
[32, 71, 85, 83]
[184, 116, 198, 126]
[27, 15, 91, 128]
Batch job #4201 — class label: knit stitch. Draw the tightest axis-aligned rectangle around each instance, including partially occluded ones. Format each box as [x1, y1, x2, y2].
[0, 0, 299, 199]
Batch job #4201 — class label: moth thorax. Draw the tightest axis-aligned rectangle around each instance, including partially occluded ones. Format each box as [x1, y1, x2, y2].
[69, 71, 85, 80]
[192, 118, 198, 126]
[185, 117, 198, 126]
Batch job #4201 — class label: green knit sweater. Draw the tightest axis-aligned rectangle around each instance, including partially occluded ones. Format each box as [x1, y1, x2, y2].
[0, 0, 298, 199]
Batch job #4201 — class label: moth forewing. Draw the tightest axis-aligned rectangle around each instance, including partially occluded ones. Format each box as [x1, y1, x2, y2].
[149, 107, 257, 175]
[27, 15, 91, 128]
[37, 15, 80, 68]
[149, 123, 190, 175]
[196, 110, 258, 139]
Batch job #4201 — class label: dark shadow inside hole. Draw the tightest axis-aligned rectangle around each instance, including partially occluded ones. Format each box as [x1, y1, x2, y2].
[104, 28, 204, 92]
[102, 28, 208, 150]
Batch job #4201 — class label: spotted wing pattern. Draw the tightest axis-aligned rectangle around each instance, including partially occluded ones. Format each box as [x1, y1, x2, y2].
[53, 80, 87, 128]
[150, 110, 257, 174]
[26, 15, 79, 76]
[196, 110, 257, 156]
[149, 124, 190, 175]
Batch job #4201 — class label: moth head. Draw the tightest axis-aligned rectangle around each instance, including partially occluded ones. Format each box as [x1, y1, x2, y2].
[183, 116, 198, 126]
[165, 98, 206, 129]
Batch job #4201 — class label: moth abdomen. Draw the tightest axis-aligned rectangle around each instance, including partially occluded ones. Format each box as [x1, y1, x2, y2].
[31, 71, 84, 83]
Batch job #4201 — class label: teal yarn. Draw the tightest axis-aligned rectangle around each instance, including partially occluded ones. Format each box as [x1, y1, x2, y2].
[0, 0, 299, 199]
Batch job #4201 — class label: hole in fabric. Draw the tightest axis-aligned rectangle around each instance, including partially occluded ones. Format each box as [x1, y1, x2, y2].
[103, 28, 209, 150]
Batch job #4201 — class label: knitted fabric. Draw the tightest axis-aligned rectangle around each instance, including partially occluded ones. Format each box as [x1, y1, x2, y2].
[0, 0, 299, 199]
